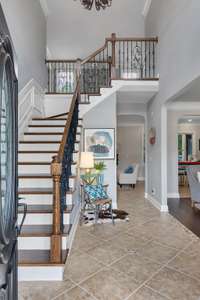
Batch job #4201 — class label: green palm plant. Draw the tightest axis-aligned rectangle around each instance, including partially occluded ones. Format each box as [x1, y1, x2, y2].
[94, 161, 106, 173]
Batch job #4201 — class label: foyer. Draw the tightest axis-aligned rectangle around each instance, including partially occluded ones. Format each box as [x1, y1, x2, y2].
[0, 0, 200, 299]
[19, 184, 200, 300]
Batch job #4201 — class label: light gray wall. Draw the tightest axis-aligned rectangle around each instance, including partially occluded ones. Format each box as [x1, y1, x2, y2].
[145, 1, 200, 204]
[1, 0, 47, 90]
[118, 125, 145, 179]
[47, 0, 146, 58]
[83, 93, 117, 208]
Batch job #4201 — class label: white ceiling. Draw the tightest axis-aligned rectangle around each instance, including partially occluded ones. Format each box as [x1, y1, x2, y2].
[40, 0, 147, 59]
[174, 77, 200, 102]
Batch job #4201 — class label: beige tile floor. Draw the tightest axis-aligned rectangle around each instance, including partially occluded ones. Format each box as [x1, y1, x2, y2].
[19, 183, 200, 300]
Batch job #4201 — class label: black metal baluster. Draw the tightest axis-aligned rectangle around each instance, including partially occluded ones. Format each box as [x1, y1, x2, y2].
[119, 41, 121, 78]
[149, 41, 151, 78]
[145, 41, 147, 78]
[131, 41, 133, 75]
[153, 41, 155, 78]
[123, 41, 125, 76]
[127, 41, 129, 77]
[141, 41, 143, 79]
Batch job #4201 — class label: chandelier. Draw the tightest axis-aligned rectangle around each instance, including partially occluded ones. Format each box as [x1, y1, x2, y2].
[76, 0, 112, 11]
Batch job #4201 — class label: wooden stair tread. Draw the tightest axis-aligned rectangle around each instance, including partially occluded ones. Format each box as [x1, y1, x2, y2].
[18, 150, 78, 154]
[18, 204, 73, 214]
[19, 140, 80, 144]
[18, 174, 76, 179]
[18, 161, 77, 165]
[18, 187, 75, 195]
[24, 132, 81, 135]
[18, 249, 68, 266]
[28, 124, 82, 128]
[18, 150, 57, 154]
[32, 117, 83, 121]
[19, 224, 71, 237]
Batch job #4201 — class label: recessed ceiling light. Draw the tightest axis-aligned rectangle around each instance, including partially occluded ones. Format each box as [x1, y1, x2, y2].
[188, 119, 192, 122]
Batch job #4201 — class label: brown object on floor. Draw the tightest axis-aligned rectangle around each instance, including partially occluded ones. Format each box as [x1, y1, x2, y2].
[99, 209, 128, 220]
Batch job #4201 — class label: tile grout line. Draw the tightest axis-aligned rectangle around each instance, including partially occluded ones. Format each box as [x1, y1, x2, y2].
[123, 239, 195, 300]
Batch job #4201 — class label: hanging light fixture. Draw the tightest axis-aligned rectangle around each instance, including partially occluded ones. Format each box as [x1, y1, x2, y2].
[75, 0, 112, 11]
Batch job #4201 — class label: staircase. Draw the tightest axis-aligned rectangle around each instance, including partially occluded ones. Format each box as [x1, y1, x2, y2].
[18, 114, 82, 281]
[17, 33, 158, 281]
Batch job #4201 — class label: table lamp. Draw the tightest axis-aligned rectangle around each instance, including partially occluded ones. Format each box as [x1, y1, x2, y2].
[80, 152, 94, 174]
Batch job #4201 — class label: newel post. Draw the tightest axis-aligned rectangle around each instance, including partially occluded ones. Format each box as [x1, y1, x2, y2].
[111, 33, 116, 79]
[50, 155, 62, 263]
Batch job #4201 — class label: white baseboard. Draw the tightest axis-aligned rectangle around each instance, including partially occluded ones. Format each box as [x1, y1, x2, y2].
[147, 194, 169, 212]
[67, 202, 81, 253]
[138, 177, 145, 181]
[167, 193, 180, 199]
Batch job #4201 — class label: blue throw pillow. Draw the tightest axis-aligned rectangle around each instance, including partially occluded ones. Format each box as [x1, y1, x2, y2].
[124, 165, 134, 174]
[84, 185, 108, 200]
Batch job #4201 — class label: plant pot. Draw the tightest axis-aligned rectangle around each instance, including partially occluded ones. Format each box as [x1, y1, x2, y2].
[97, 173, 104, 185]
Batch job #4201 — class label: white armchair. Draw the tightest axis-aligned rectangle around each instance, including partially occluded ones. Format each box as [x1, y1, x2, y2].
[118, 163, 139, 188]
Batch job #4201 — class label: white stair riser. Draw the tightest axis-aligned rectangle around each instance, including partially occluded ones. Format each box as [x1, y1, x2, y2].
[18, 142, 79, 152]
[18, 213, 70, 225]
[31, 120, 66, 126]
[28, 127, 65, 133]
[18, 163, 77, 174]
[18, 236, 67, 250]
[28, 126, 81, 134]
[18, 194, 73, 206]
[23, 135, 62, 142]
[18, 164, 51, 174]
[30, 120, 82, 126]
[19, 143, 59, 152]
[18, 153, 57, 162]
[18, 266, 64, 281]
[18, 152, 78, 163]
[19, 177, 75, 189]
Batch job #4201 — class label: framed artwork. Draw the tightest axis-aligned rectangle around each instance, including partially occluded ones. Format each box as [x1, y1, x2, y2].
[84, 128, 115, 160]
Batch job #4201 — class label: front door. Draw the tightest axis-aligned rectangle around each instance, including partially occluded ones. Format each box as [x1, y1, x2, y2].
[0, 5, 18, 300]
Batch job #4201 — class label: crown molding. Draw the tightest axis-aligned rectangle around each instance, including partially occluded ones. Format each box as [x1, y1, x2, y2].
[39, 0, 50, 18]
[142, 0, 152, 18]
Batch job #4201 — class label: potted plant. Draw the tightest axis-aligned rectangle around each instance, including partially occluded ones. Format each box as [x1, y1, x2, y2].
[94, 161, 106, 185]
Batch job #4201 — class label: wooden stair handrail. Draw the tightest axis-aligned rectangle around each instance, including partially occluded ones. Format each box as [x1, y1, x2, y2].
[81, 40, 108, 65]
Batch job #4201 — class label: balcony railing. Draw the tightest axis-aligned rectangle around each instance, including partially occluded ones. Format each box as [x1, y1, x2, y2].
[46, 34, 158, 95]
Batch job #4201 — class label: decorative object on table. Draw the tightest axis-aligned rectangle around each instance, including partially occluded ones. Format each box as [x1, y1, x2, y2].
[148, 127, 156, 145]
[80, 173, 97, 185]
[84, 128, 115, 159]
[94, 161, 106, 185]
[82, 209, 129, 226]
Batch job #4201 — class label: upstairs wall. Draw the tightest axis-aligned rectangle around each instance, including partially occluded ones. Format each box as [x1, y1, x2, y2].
[1, 0, 47, 90]
[46, 0, 146, 58]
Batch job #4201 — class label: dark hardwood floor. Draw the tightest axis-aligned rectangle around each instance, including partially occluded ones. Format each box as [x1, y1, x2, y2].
[168, 197, 200, 238]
